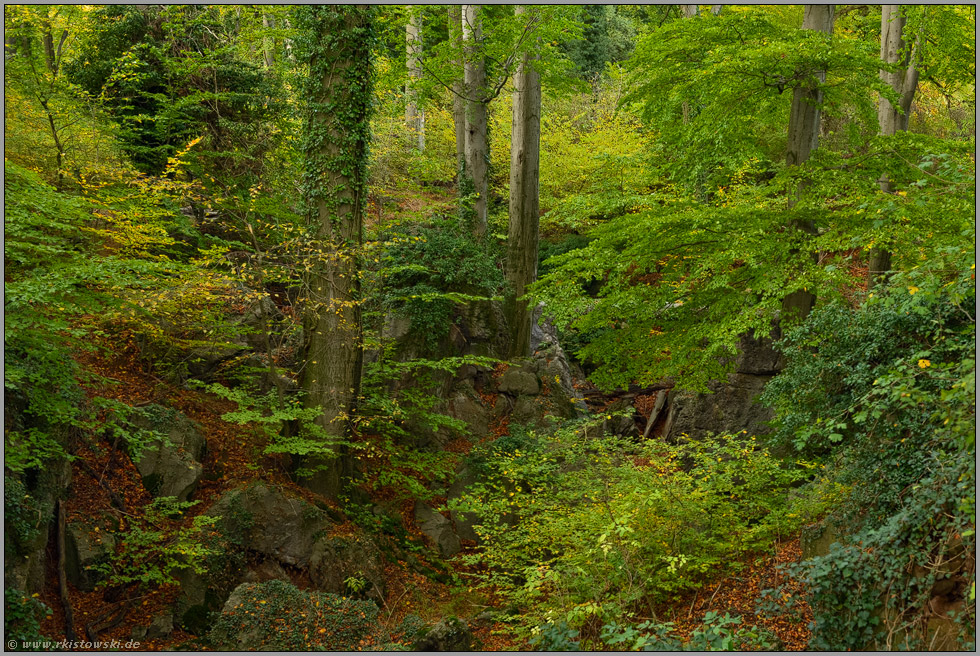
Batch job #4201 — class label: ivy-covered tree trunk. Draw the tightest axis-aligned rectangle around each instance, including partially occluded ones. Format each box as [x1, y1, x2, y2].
[870, 4, 920, 286]
[782, 4, 835, 323]
[449, 5, 466, 175]
[405, 6, 425, 152]
[297, 5, 374, 500]
[506, 6, 542, 358]
[462, 4, 489, 237]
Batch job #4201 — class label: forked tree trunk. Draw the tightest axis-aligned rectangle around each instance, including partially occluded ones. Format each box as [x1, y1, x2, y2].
[506, 5, 542, 358]
[300, 5, 373, 500]
[870, 4, 920, 286]
[462, 4, 489, 237]
[405, 6, 425, 151]
[782, 4, 835, 323]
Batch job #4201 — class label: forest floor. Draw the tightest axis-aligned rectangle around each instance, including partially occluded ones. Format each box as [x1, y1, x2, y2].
[37, 327, 812, 651]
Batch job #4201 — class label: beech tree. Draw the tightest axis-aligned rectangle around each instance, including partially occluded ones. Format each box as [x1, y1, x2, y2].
[296, 5, 374, 499]
[506, 5, 542, 357]
[869, 4, 918, 285]
[405, 6, 425, 152]
[781, 4, 835, 323]
[462, 4, 489, 236]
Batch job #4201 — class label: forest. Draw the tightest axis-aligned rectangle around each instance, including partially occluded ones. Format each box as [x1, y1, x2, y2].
[3, 3, 976, 652]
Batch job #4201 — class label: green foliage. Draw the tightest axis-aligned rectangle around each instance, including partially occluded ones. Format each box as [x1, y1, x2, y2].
[452, 423, 835, 636]
[764, 241, 975, 521]
[532, 133, 974, 392]
[562, 5, 636, 81]
[3, 477, 44, 558]
[624, 6, 886, 193]
[532, 612, 779, 651]
[762, 241, 975, 650]
[65, 5, 288, 182]
[4, 588, 51, 646]
[206, 383, 343, 474]
[92, 497, 217, 589]
[208, 579, 378, 651]
[376, 219, 503, 351]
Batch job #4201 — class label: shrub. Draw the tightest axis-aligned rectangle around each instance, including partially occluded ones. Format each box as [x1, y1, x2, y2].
[762, 243, 976, 650]
[452, 422, 835, 637]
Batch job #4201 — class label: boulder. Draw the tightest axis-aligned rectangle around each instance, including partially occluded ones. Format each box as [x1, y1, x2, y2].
[205, 484, 387, 601]
[447, 385, 491, 438]
[411, 616, 474, 651]
[309, 534, 387, 602]
[230, 295, 283, 352]
[64, 522, 116, 591]
[209, 484, 326, 568]
[243, 559, 290, 585]
[182, 341, 246, 381]
[665, 372, 773, 441]
[447, 467, 481, 543]
[132, 613, 174, 641]
[414, 502, 462, 557]
[3, 455, 72, 594]
[498, 369, 540, 396]
[130, 405, 206, 502]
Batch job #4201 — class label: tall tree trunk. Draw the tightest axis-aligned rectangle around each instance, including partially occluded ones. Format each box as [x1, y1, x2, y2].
[298, 5, 374, 500]
[449, 5, 466, 175]
[506, 5, 542, 358]
[405, 6, 425, 151]
[680, 5, 699, 18]
[782, 4, 835, 323]
[262, 13, 275, 69]
[870, 5, 920, 286]
[462, 4, 489, 237]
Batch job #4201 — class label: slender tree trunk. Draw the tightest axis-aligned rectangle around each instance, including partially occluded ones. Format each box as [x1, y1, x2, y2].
[298, 5, 374, 500]
[506, 5, 542, 358]
[462, 4, 489, 237]
[405, 7, 425, 151]
[870, 5, 919, 287]
[782, 4, 835, 323]
[262, 13, 275, 69]
[449, 5, 466, 175]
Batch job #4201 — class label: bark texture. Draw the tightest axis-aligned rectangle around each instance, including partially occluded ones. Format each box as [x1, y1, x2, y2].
[449, 5, 466, 174]
[782, 4, 835, 323]
[262, 13, 275, 69]
[871, 5, 919, 286]
[405, 7, 425, 151]
[462, 4, 489, 237]
[506, 6, 542, 358]
[300, 6, 373, 500]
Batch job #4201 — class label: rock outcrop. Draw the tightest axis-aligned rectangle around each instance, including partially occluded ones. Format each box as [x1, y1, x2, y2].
[129, 405, 206, 502]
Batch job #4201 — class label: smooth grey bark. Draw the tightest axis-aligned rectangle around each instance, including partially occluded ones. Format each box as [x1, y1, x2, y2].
[405, 7, 425, 151]
[449, 5, 466, 175]
[462, 4, 489, 237]
[506, 5, 542, 358]
[680, 5, 699, 19]
[782, 4, 835, 323]
[262, 13, 275, 69]
[871, 5, 920, 286]
[300, 7, 371, 501]
[877, 5, 919, 136]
